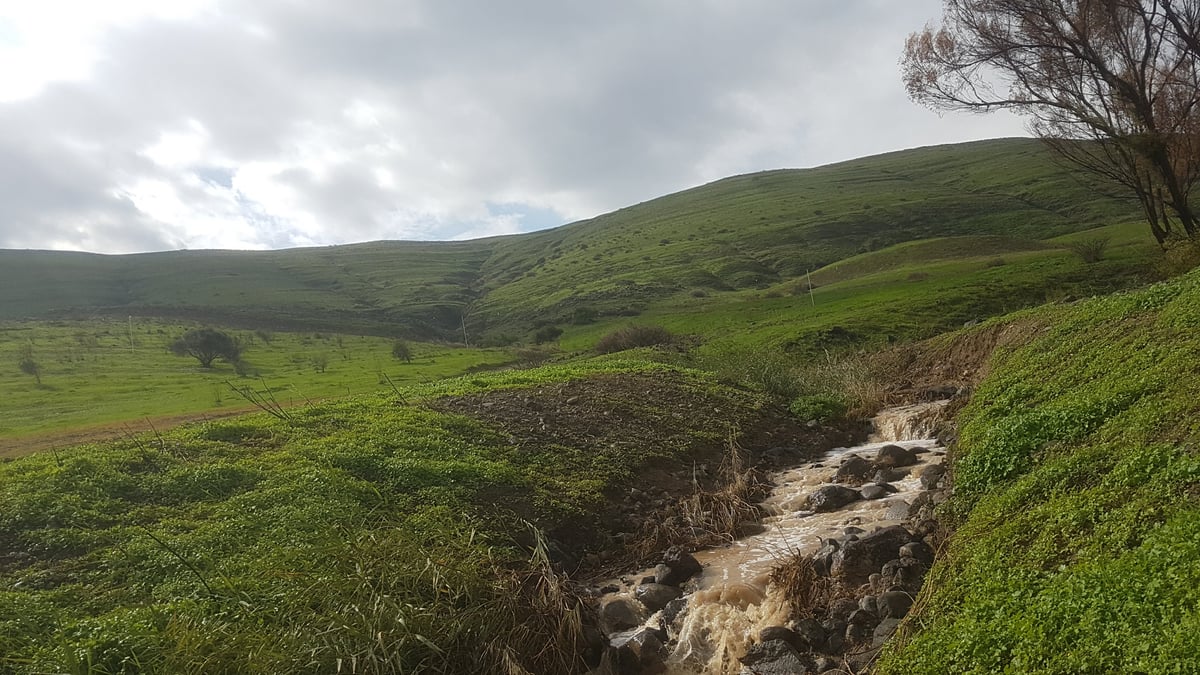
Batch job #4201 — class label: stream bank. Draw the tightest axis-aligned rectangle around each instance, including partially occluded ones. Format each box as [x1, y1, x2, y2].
[586, 401, 952, 674]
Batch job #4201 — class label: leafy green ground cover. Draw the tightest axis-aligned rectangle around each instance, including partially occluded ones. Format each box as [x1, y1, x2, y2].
[0, 319, 512, 448]
[0, 360, 801, 673]
[877, 268, 1200, 673]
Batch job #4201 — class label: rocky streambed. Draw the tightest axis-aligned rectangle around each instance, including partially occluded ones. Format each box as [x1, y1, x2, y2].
[586, 402, 951, 674]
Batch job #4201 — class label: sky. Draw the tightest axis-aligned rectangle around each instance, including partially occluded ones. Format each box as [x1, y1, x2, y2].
[0, 1, 1029, 254]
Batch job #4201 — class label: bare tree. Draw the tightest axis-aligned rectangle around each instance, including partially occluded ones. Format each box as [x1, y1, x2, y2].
[903, 0, 1200, 244]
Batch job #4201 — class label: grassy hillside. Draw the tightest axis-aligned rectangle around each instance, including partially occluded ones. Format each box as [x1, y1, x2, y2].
[0, 139, 1144, 343]
[877, 269, 1200, 673]
[0, 319, 513, 451]
[0, 361, 823, 673]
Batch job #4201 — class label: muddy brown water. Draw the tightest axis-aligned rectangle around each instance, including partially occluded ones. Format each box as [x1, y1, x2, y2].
[598, 401, 949, 674]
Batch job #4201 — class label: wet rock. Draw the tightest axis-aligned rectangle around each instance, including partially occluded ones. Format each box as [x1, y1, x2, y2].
[845, 622, 873, 642]
[658, 547, 702, 586]
[880, 557, 929, 590]
[858, 595, 878, 614]
[872, 617, 902, 647]
[661, 597, 688, 627]
[873, 467, 910, 483]
[582, 624, 607, 668]
[919, 464, 947, 490]
[833, 525, 914, 584]
[878, 591, 913, 619]
[843, 526, 865, 536]
[859, 484, 889, 500]
[823, 623, 845, 653]
[847, 608, 878, 626]
[835, 455, 874, 483]
[600, 584, 620, 595]
[808, 485, 861, 512]
[876, 444, 918, 468]
[883, 500, 912, 520]
[611, 627, 665, 673]
[601, 597, 646, 631]
[790, 617, 827, 650]
[639, 575, 656, 585]
[900, 541, 935, 565]
[740, 639, 808, 674]
[759, 626, 807, 652]
[635, 583, 682, 612]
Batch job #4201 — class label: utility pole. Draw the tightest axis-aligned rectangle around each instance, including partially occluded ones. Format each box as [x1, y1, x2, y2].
[806, 269, 816, 307]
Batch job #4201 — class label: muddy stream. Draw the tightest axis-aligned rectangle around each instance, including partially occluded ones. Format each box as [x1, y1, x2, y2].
[595, 401, 949, 674]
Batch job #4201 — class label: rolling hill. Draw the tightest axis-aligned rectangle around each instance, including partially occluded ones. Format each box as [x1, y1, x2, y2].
[0, 139, 1144, 341]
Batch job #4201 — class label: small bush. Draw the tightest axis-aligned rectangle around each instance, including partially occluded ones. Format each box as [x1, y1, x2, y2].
[594, 325, 676, 354]
[788, 394, 849, 423]
[1155, 237, 1200, 277]
[1067, 236, 1110, 264]
[391, 340, 413, 362]
[907, 271, 930, 282]
[986, 257, 1007, 268]
[533, 326, 563, 344]
[690, 289, 708, 298]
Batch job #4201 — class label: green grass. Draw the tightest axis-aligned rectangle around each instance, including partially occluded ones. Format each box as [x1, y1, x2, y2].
[0, 318, 513, 447]
[0, 360, 791, 673]
[558, 221, 1157, 356]
[876, 269, 1200, 674]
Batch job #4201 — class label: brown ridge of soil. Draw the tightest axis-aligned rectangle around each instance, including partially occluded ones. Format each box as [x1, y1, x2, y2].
[872, 316, 1052, 400]
[426, 370, 864, 567]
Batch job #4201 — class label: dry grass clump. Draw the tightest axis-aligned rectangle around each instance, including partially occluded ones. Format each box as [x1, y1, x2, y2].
[594, 325, 677, 354]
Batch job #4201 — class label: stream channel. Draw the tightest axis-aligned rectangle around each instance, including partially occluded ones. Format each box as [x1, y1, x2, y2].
[594, 401, 950, 674]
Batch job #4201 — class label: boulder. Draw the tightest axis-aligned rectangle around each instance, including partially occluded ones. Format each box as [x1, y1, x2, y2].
[872, 617, 902, 648]
[611, 627, 665, 673]
[919, 464, 947, 490]
[601, 597, 645, 631]
[883, 500, 912, 521]
[808, 485, 861, 512]
[873, 467, 910, 483]
[661, 596, 689, 627]
[877, 590, 913, 619]
[835, 455, 874, 483]
[759, 626, 807, 652]
[635, 583, 682, 612]
[875, 444, 918, 468]
[900, 541, 935, 566]
[790, 617, 827, 651]
[833, 526, 913, 584]
[859, 484, 889, 500]
[658, 547, 702, 586]
[739, 639, 808, 675]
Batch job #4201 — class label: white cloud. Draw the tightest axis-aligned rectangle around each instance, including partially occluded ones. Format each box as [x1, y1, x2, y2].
[0, 0, 1030, 254]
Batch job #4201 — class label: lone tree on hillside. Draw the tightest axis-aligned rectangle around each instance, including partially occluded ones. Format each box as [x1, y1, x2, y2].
[903, 0, 1200, 245]
[170, 328, 242, 368]
[18, 357, 41, 385]
[391, 339, 413, 363]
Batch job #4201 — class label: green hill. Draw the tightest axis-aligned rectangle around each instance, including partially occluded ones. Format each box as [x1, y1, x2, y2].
[0, 139, 1143, 341]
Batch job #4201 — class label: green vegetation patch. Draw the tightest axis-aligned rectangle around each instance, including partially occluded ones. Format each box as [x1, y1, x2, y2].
[877, 270, 1200, 674]
[0, 359, 804, 673]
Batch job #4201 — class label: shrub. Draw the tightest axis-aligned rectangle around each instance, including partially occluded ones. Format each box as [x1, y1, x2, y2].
[986, 257, 1007, 268]
[594, 325, 676, 354]
[169, 328, 242, 368]
[533, 326, 563, 344]
[1067, 236, 1110, 264]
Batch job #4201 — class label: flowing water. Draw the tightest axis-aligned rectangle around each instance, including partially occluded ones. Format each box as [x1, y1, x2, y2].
[600, 401, 950, 674]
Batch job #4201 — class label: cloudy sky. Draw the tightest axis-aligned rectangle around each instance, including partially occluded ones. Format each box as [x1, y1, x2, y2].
[0, 0, 1028, 254]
